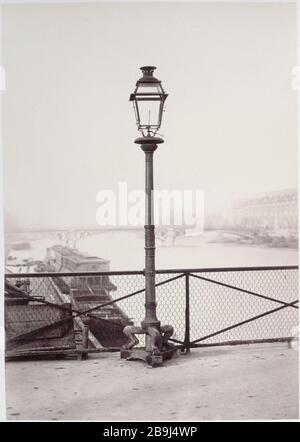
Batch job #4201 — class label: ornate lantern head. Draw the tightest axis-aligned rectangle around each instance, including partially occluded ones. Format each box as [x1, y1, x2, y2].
[130, 66, 168, 137]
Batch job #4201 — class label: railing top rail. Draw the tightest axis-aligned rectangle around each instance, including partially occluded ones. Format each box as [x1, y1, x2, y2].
[4, 265, 298, 278]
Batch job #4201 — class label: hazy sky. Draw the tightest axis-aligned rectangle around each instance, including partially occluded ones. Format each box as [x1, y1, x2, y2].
[1, 1, 297, 229]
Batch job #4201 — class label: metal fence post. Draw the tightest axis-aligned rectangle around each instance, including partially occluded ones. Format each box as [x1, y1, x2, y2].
[184, 272, 191, 353]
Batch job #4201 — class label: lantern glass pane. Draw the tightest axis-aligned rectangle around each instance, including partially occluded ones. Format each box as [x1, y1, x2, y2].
[136, 99, 161, 128]
[136, 84, 163, 94]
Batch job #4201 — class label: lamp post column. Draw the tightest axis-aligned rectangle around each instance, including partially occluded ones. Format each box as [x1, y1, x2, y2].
[121, 136, 176, 365]
[138, 139, 162, 332]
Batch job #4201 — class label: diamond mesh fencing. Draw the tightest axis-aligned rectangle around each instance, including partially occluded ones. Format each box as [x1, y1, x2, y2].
[5, 275, 76, 355]
[188, 268, 298, 345]
[155, 274, 186, 344]
[5, 266, 298, 354]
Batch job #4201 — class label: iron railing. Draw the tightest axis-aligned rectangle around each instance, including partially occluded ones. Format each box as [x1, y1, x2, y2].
[5, 265, 298, 354]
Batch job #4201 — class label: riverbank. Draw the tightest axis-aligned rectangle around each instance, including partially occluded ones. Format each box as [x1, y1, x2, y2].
[5, 343, 298, 421]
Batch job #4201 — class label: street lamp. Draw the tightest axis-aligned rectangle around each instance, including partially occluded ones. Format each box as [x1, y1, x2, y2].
[130, 65, 167, 137]
[120, 66, 176, 367]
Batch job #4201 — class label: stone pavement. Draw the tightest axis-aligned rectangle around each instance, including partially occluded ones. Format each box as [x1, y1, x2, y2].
[5, 343, 299, 421]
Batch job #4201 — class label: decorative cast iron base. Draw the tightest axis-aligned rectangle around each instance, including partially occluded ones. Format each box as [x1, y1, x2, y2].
[120, 347, 176, 367]
[120, 324, 177, 367]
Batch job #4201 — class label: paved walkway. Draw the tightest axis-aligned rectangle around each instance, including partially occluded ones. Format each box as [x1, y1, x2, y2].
[5, 343, 299, 420]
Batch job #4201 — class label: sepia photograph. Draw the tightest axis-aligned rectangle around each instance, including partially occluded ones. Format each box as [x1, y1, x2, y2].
[0, 0, 299, 425]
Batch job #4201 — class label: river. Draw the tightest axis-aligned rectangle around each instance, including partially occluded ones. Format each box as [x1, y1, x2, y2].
[7, 230, 298, 271]
[79, 230, 298, 270]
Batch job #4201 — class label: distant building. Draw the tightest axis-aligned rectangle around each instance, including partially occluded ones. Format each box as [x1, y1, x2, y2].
[232, 189, 298, 234]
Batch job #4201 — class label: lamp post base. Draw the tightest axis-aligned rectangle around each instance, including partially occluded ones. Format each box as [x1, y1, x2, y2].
[120, 324, 177, 367]
[120, 347, 176, 368]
